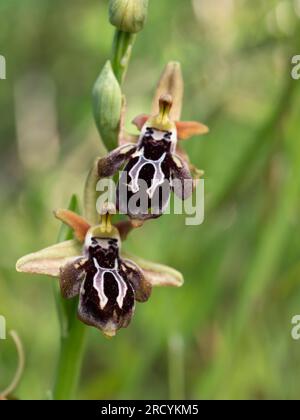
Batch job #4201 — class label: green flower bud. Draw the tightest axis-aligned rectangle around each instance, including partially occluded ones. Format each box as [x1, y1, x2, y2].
[93, 61, 122, 151]
[109, 0, 148, 33]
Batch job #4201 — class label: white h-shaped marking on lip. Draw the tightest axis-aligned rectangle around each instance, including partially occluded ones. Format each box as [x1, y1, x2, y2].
[128, 148, 167, 199]
[93, 258, 128, 310]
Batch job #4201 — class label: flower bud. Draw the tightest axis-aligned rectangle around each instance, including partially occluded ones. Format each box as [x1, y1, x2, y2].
[109, 0, 148, 33]
[93, 61, 122, 151]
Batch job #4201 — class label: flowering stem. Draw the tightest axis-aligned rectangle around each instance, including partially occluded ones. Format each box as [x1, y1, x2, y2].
[53, 314, 86, 400]
[111, 30, 136, 84]
[52, 195, 87, 400]
[52, 15, 138, 403]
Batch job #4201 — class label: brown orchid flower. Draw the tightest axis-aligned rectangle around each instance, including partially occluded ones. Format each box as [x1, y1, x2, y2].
[16, 209, 183, 337]
[97, 62, 208, 221]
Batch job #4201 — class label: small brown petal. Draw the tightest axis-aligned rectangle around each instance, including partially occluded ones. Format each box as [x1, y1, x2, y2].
[132, 113, 150, 131]
[175, 145, 204, 182]
[169, 154, 193, 200]
[121, 259, 152, 302]
[176, 121, 209, 140]
[59, 258, 87, 299]
[54, 210, 91, 242]
[98, 143, 137, 178]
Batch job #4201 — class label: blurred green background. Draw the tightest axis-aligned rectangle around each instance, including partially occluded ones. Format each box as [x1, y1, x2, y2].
[1, 0, 300, 400]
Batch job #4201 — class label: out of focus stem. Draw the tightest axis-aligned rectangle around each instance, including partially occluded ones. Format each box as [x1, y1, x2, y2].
[111, 30, 136, 84]
[53, 317, 86, 400]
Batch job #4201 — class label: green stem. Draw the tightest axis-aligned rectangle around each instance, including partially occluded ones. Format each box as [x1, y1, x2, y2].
[53, 315, 86, 400]
[168, 334, 185, 400]
[52, 195, 87, 400]
[111, 30, 136, 84]
[52, 19, 138, 404]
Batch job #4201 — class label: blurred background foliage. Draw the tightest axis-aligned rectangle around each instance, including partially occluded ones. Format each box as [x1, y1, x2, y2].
[1, 0, 300, 400]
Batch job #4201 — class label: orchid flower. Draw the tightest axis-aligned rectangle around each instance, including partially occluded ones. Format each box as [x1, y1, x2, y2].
[97, 63, 208, 221]
[16, 210, 183, 337]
